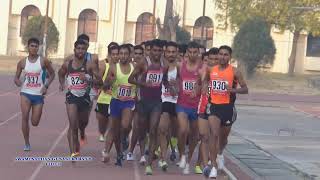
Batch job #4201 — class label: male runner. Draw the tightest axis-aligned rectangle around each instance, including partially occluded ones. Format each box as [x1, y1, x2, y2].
[61, 34, 99, 146]
[196, 47, 219, 174]
[95, 44, 119, 142]
[203, 45, 248, 178]
[128, 39, 164, 175]
[14, 37, 55, 151]
[176, 41, 203, 174]
[158, 41, 179, 171]
[58, 39, 102, 157]
[127, 45, 147, 163]
[103, 44, 136, 166]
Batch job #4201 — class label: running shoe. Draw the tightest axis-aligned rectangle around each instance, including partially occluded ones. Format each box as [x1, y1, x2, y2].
[145, 165, 153, 175]
[115, 154, 122, 167]
[209, 167, 217, 178]
[126, 152, 134, 161]
[202, 165, 211, 177]
[159, 160, 168, 172]
[194, 165, 203, 174]
[98, 134, 105, 142]
[139, 155, 146, 165]
[183, 163, 190, 174]
[23, 144, 31, 151]
[217, 154, 225, 170]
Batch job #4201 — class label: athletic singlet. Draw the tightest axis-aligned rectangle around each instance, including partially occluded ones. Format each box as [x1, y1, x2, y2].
[66, 59, 91, 97]
[21, 56, 45, 95]
[97, 63, 112, 104]
[177, 61, 202, 109]
[140, 60, 163, 101]
[112, 63, 136, 101]
[210, 64, 234, 104]
[161, 66, 178, 103]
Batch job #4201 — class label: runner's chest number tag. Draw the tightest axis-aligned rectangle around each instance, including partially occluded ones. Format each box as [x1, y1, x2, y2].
[211, 80, 228, 91]
[68, 73, 86, 89]
[146, 71, 162, 86]
[26, 73, 41, 87]
[118, 85, 132, 100]
[183, 80, 196, 94]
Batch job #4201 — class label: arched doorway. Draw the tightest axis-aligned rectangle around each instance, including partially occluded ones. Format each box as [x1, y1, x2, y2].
[135, 12, 155, 44]
[20, 5, 41, 36]
[193, 16, 213, 48]
[78, 9, 97, 42]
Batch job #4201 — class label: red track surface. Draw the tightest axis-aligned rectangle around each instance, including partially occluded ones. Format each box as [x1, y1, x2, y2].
[0, 75, 228, 180]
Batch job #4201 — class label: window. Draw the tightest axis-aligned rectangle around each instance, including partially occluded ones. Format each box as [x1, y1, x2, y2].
[135, 12, 155, 44]
[306, 34, 320, 57]
[78, 9, 97, 42]
[20, 5, 41, 36]
[193, 16, 213, 48]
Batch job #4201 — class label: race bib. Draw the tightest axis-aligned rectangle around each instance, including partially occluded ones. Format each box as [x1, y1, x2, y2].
[25, 72, 41, 88]
[211, 80, 228, 92]
[182, 80, 196, 94]
[68, 73, 87, 90]
[146, 70, 163, 87]
[163, 87, 171, 97]
[117, 85, 133, 100]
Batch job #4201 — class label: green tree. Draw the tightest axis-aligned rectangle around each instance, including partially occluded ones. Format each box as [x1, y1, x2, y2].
[215, 0, 320, 76]
[233, 17, 276, 76]
[22, 16, 59, 54]
[176, 25, 191, 44]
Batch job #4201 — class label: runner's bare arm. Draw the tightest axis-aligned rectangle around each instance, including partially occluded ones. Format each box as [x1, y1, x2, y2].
[201, 66, 211, 95]
[89, 61, 103, 86]
[128, 62, 146, 87]
[103, 63, 116, 91]
[92, 54, 99, 69]
[43, 58, 55, 88]
[58, 62, 68, 91]
[229, 67, 248, 94]
[14, 59, 24, 87]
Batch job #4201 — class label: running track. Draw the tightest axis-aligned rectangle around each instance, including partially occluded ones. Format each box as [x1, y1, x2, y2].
[0, 75, 228, 180]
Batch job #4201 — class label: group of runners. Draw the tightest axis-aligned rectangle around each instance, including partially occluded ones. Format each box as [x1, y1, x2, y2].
[14, 34, 248, 178]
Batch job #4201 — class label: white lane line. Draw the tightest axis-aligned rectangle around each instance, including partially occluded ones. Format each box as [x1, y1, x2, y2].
[0, 90, 18, 97]
[28, 124, 68, 180]
[0, 90, 58, 127]
[223, 166, 237, 180]
[133, 159, 141, 180]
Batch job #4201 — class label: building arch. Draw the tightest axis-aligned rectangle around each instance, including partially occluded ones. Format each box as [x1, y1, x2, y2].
[135, 12, 155, 44]
[193, 16, 213, 48]
[20, 5, 41, 36]
[78, 9, 97, 42]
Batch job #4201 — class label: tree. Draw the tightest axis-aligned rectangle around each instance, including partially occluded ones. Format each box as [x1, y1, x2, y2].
[156, 0, 180, 41]
[233, 17, 276, 77]
[176, 25, 191, 44]
[22, 16, 59, 55]
[215, 0, 320, 76]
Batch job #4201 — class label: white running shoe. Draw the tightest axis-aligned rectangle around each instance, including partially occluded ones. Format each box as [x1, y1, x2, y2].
[183, 163, 190, 174]
[216, 154, 225, 170]
[139, 155, 146, 165]
[178, 155, 187, 169]
[98, 134, 105, 142]
[126, 152, 135, 161]
[209, 167, 217, 178]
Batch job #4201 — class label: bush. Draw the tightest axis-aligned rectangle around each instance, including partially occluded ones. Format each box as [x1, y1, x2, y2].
[22, 16, 59, 54]
[176, 25, 191, 44]
[232, 17, 276, 76]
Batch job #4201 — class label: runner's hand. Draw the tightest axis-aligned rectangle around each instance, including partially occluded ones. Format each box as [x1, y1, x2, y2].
[59, 84, 64, 92]
[40, 86, 47, 95]
[79, 72, 86, 81]
[15, 79, 22, 87]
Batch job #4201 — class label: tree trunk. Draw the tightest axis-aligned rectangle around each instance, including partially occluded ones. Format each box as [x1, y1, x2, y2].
[288, 31, 300, 77]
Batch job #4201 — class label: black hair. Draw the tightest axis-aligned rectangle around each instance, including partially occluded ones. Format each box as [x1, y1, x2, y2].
[77, 34, 90, 42]
[165, 41, 178, 49]
[178, 44, 187, 54]
[160, 40, 167, 48]
[134, 45, 144, 52]
[28, 38, 40, 46]
[74, 39, 88, 48]
[219, 45, 232, 55]
[126, 43, 134, 48]
[107, 42, 119, 49]
[202, 52, 209, 60]
[150, 39, 163, 48]
[119, 44, 131, 54]
[208, 47, 219, 55]
[144, 40, 152, 48]
[187, 41, 200, 49]
[108, 45, 119, 54]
